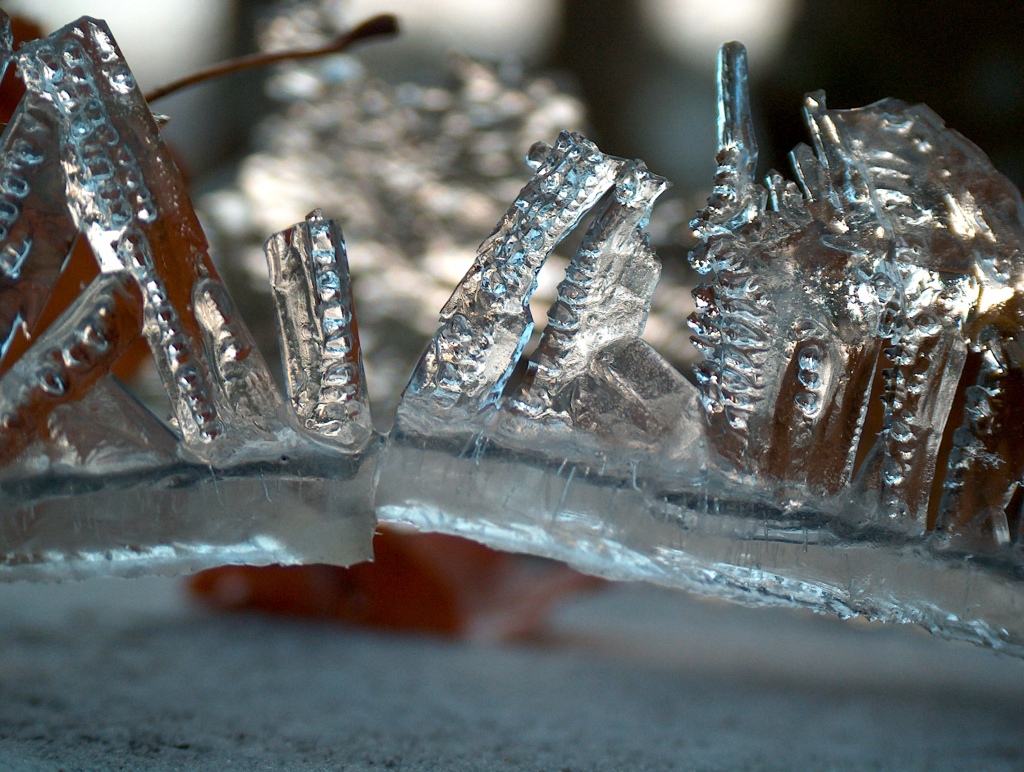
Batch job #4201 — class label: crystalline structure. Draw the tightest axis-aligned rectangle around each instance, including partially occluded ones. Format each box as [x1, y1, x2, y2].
[200, 0, 613, 418]
[264, 210, 372, 447]
[9, 5, 1024, 658]
[377, 45, 1024, 656]
[377, 132, 708, 584]
[688, 47, 892, 497]
[0, 14, 375, 578]
[204, 0, 700, 425]
[690, 43, 1024, 535]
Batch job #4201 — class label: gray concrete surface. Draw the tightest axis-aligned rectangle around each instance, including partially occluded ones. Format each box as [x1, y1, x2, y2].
[1, 576, 1023, 770]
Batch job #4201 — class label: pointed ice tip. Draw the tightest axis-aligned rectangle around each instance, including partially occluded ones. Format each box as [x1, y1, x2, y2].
[719, 41, 747, 67]
[803, 90, 827, 116]
[615, 161, 670, 206]
[526, 140, 553, 171]
[801, 91, 835, 163]
[0, 11, 15, 86]
[716, 41, 757, 164]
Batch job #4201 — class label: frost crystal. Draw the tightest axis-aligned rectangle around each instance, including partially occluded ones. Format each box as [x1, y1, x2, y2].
[378, 44, 1024, 656]
[5, 7, 1024, 656]
[0, 15, 374, 578]
[202, 21, 589, 417]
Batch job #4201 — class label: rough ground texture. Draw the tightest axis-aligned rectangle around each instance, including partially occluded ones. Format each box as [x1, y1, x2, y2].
[1, 578, 1023, 770]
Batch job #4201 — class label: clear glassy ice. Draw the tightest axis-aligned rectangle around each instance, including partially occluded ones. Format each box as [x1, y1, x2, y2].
[4, 8, 1024, 656]
[377, 44, 1024, 655]
[0, 14, 375, 578]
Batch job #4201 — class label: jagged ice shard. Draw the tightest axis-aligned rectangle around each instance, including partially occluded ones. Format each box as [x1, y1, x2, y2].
[4, 8, 1024, 657]
[0, 15, 375, 578]
[378, 46, 1024, 655]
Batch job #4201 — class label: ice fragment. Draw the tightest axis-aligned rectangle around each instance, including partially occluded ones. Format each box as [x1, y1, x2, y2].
[5, 4, 1024, 657]
[264, 209, 371, 447]
[0, 12, 375, 578]
[378, 42, 1024, 656]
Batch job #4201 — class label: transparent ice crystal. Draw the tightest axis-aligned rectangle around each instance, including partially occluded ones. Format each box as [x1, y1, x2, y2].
[0, 15, 375, 578]
[377, 45, 1024, 656]
[201, 16, 589, 419]
[4, 8, 1024, 657]
[690, 44, 1024, 536]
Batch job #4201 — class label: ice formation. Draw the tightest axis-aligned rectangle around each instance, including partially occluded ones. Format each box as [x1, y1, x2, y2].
[3, 9, 1024, 655]
[201, 28, 592, 418]
[0, 15, 375, 578]
[377, 44, 1024, 655]
[689, 45, 1024, 534]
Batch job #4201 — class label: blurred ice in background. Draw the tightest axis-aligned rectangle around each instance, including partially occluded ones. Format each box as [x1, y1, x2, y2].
[3, 0, 235, 172]
[9, 0, 1024, 189]
[4, 0, 797, 193]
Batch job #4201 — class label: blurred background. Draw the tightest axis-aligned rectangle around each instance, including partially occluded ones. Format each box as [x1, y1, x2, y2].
[8, 0, 1024, 189]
